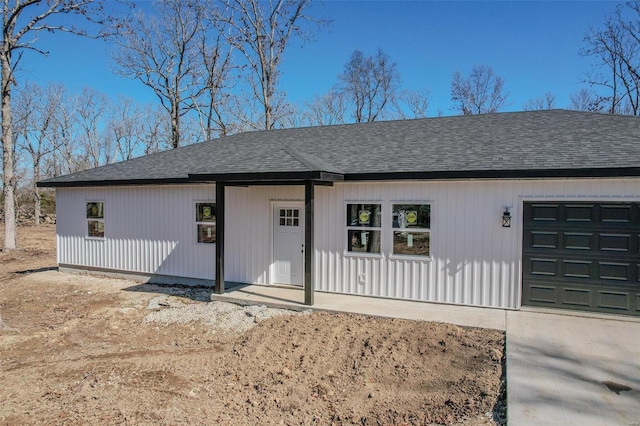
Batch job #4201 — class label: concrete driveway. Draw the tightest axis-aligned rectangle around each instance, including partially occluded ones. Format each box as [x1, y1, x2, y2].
[506, 310, 640, 425]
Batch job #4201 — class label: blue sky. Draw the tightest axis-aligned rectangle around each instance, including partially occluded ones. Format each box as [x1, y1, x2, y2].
[18, 1, 620, 117]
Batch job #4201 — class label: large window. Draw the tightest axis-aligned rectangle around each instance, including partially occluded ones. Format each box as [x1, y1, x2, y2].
[196, 202, 216, 244]
[346, 203, 382, 254]
[86, 202, 105, 238]
[392, 204, 430, 257]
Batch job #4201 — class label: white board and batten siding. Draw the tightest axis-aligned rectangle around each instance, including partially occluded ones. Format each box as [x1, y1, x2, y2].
[56, 184, 305, 285]
[56, 178, 640, 310]
[314, 178, 640, 310]
[56, 185, 217, 281]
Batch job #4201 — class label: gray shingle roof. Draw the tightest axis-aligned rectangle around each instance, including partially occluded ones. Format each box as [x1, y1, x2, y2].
[38, 110, 640, 187]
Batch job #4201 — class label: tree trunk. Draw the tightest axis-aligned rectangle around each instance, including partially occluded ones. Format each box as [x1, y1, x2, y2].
[33, 162, 41, 226]
[2, 47, 16, 250]
[171, 105, 180, 149]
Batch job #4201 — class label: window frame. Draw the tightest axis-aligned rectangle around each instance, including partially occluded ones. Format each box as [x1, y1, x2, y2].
[389, 202, 432, 259]
[86, 201, 105, 240]
[195, 201, 216, 245]
[345, 201, 383, 257]
[277, 207, 301, 228]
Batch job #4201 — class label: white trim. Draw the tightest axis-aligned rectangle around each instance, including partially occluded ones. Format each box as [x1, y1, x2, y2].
[85, 200, 105, 240]
[270, 200, 305, 285]
[344, 201, 384, 256]
[194, 200, 217, 245]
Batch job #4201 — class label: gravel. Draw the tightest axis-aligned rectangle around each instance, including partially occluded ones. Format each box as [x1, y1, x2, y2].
[142, 296, 307, 333]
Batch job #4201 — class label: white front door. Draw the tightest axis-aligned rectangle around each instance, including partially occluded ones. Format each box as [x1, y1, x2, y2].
[272, 203, 304, 285]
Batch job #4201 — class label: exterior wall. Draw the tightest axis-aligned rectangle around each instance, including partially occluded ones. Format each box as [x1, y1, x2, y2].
[225, 186, 304, 284]
[314, 178, 640, 309]
[57, 185, 217, 281]
[56, 184, 304, 285]
[56, 178, 640, 310]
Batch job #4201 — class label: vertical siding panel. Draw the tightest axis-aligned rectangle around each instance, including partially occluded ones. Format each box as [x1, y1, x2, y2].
[54, 179, 640, 309]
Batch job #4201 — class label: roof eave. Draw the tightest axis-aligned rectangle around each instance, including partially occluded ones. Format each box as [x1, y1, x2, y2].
[344, 167, 640, 181]
[188, 170, 345, 183]
[37, 177, 193, 188]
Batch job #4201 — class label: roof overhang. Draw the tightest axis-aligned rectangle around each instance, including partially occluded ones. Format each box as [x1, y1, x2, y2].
[38, 171, 345, 188]
[37, 167, 640, 188]
[344, 167, 640, 181]
[189, 170, 344, 185]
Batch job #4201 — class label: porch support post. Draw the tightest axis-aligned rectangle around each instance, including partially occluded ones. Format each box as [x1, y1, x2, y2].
[215, 182, 225, 294]
[304, 181, 315, 305]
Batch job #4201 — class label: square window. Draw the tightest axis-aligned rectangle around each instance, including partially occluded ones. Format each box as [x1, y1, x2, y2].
[347, 230, 381, 253]
[88, 220, 105, 238]
[393, 231, 430, 257]
[196, 203, 216, 222]
[280, 218, 285, 226]
[293, 218, 299, 226]
[293, 210, 299, 218]
[346, 204, 381, 227]
[392, 204, 430, 229]
[280, 209, 285, 217]
[196, 202, 216, 244]
[197, 224, 216, 244]
[86, 202, 104, 219]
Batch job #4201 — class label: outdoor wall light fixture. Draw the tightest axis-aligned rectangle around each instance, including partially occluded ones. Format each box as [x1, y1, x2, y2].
[502, 207, 511, 228]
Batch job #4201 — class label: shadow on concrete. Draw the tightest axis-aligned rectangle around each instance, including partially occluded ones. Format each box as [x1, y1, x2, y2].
[121, 281, 251, 303]
[507, 317, 640, 425]
[14, 266, 58, 275]
[213, 285, 306, 306]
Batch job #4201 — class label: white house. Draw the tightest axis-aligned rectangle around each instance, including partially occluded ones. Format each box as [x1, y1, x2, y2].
[39, 110, 640, 317]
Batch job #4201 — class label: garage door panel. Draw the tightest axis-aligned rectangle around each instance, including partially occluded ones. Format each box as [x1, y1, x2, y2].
[525, 283, 557, 304]
[564, 204, 594, 222]
[564, 232, 592, 250]
[561, 287, 592, 307]
[596, 290, 631, 311]
[598, 262, 632, 281]
[601, 204, 633, 223]
[523, 201, 640, 317]
[530, 204, 560, 222]
[563, 260, 592, 279]
[528, 258, 558, 277]
[599, 233, 632, 252]
[530, 231, 559, 249]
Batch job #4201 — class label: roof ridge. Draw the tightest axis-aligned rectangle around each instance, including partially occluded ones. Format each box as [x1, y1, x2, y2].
[283, 147, 345, 174]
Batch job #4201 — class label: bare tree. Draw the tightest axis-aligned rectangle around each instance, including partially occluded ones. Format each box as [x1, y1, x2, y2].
[450, 65, 508, 115]
[394, 89, 431, 119]
[581, 2, 640, 115]
[113, 0, 207, 148]
[1, 0, 109, 250]
[49, 92, 81, 177]
[107, 96, 144, 161]
[139, 104, 172, 155]
[338, 48, 401, 123]
[568, 88, 605, 112]
[194, 30, 235, 139]
[304, 90, 348, 126]
[74, 87, 111, 168]
[522, 92, 556, 111]
[14, 82, 59, 225]
[218, 0, 324, 130]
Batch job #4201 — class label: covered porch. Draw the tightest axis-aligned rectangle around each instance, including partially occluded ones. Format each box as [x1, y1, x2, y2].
[189, 171, 343, 306]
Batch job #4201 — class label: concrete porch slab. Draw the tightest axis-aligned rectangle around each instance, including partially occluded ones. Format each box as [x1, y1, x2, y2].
[211, 284, 507, 331]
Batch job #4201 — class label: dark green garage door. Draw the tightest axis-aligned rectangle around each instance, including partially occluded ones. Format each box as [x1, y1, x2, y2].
[522, 202, 640, 316]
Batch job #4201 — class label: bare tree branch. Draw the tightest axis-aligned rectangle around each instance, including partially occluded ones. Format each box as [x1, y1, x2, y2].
[217, 0, 327, 130]
[2, 0, 114, 250]
[450, 65, 508, 115]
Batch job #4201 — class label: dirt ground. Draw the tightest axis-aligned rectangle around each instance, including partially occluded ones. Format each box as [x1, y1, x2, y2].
[0, 224, 506, 425]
